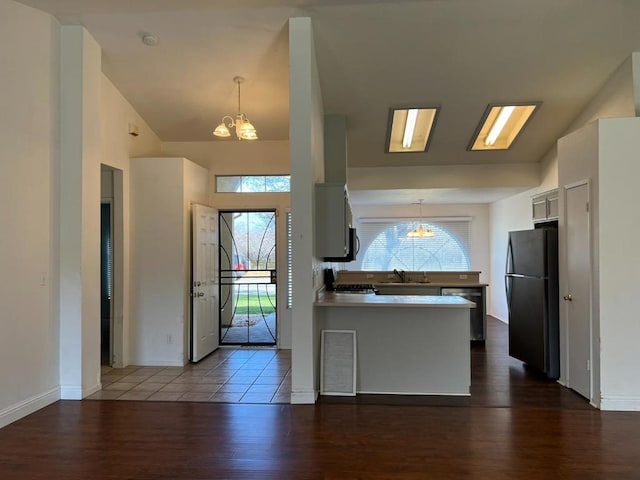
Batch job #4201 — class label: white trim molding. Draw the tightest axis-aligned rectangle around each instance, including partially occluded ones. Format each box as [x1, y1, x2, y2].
[600, 395, 640, 411]
[60, 382, 101, 400]
[60, 386, 83, 400]
[289, 390, 318, 404]
[0, 387, 60, 429]
[128, 359, 186, 367]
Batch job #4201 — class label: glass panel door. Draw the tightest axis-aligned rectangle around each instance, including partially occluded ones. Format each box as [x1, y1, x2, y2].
[219, 210, 277, 345]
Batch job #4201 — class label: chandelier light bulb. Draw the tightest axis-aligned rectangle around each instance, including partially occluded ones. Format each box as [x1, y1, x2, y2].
[213, 77, 259, 140]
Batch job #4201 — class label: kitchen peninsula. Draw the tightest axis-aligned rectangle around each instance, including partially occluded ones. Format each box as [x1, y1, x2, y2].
[315, 292, 475, 396]
[335, 270, 488, 341]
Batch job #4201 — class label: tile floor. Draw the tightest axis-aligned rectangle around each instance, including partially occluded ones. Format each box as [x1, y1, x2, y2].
[87, 348, 291, 404]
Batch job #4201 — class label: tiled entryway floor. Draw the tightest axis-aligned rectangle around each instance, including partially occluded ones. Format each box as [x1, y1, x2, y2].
[87, 349, 291, 404]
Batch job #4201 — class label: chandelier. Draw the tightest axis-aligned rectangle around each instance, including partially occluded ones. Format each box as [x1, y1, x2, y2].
[407, 199, 434, 238]
[213, 76, 258, 141]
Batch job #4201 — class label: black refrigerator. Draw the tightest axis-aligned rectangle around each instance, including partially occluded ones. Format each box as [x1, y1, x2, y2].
[505, 227, 559, 379]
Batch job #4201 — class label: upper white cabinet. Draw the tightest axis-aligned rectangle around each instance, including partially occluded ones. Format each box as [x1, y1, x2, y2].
[532, 189, 559, 223]
[315, 183, 353, 259]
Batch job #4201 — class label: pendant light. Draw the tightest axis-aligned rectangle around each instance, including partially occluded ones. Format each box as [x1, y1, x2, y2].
[407, 199, 434, 238]
[213, 76, 258, 140]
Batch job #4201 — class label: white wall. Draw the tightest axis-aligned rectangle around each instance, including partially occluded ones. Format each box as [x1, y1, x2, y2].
[348, 163, 539, 191]
[182, 159, 210, 359]
[58, 25, 104, 400]
[161, 140, 293, 347]
[597, 118, 640, 410]
[129, 158, 208, 366]
[561, 117, 640, 410]
[101, 75, 162, 366]
[0, 0, 61, 427]
[0, 0, 167, 425]
[565, 55, 636, 133]
[557, 121, 599, 401]
[161, 140, 288, 173]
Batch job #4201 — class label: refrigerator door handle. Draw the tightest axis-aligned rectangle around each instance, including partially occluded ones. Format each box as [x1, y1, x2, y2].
[506, 237, 514, 274]
[505, 275, 512, 317]
[505, 236, 513, 318]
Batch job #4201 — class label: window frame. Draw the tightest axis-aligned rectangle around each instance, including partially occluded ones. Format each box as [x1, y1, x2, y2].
[215, 175, 291, 193]
[356, 217, 472, 272]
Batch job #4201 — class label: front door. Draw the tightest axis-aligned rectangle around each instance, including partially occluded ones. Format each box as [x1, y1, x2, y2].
[219, 210, 277, 346]
[565, 182, 591, 399]
[191, 204, 219, 362]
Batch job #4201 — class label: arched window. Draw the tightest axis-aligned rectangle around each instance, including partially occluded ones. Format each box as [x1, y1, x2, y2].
[359, 220, 471, 271]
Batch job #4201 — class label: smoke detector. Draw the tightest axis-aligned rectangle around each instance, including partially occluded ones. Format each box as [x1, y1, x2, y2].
[141, 33, 158, 46]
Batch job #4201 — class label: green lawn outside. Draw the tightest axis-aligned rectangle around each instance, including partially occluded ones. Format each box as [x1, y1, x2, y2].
[234, 293, 276, 315]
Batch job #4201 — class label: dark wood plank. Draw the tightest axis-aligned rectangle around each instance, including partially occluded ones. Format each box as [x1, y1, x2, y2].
[1, 317, 638, 479]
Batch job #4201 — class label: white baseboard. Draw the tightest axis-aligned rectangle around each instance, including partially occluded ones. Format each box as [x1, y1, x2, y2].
[60, 382, 102, 400]
[0, 387, 60, 429]
[128, 359, 186, 367]
[358, 390, 471, 396]
[290, 390, 318, 404]
[600, 395, 640, 411]
[60, 385, 83, 400]
[83, 382, 101, 398]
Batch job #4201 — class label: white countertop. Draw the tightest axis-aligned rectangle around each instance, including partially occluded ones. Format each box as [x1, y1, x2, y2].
[315, 292, 477, 308]
[373, 282, 489, 288]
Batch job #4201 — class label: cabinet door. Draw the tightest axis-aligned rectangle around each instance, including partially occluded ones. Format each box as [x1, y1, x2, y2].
[532, 195, 547, 222]
[315, 183, 349, 257]
[547, 192, 559, 219]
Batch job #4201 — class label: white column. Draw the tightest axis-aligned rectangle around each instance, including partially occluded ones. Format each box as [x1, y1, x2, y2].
[289, 17, 326, 403]
[59, 26, 102, 399]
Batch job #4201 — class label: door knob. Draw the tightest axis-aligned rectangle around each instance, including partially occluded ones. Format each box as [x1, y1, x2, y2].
[197, 292, 205, 297]
[563, 294, 573, 301]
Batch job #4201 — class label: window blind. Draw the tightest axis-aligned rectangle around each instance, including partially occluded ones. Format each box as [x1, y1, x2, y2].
[286, 211, 293, 308]
[355, 217, 472, 271]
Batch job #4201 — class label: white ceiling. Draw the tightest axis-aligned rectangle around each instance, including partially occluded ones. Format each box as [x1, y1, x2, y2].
[16, 0, 640, 202]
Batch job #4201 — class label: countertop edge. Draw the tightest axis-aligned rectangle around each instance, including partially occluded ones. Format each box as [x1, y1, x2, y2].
[315, 292, 477, 308]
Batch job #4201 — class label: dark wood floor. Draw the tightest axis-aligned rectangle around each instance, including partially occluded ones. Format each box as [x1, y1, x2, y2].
[1, 317, 640, 479]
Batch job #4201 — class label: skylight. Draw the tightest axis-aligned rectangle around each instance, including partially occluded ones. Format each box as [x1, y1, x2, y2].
[468, 103, 540, 151]
[385, 107, 439, 153]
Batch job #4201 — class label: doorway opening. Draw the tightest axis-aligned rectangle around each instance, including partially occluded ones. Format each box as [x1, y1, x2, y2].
[219, 210, 277, 346]
[100, 165, 124, 368]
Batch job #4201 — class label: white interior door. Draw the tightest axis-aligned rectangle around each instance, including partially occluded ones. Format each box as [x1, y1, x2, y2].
[191, 204, 219, 362]
[565, 182, 592, 399]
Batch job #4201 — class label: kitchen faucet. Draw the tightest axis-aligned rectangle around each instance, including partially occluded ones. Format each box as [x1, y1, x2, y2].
[393, 268, 406, 283]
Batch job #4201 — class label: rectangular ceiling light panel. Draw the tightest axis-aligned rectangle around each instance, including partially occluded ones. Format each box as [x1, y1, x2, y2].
[469, 103, 539, 151]
[387, 107, 439, 153]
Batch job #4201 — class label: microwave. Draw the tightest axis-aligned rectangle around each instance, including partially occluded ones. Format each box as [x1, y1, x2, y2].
[323, 227, 359, 262]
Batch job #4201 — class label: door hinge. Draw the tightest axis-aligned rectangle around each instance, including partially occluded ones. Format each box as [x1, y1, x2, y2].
[586, 202, 589, 212]
[586, 359, 591, 371]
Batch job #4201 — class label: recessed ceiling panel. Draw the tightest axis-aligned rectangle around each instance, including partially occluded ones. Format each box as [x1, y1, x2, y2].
[386, 107, 439, 153]
[468, 103, 540, 151]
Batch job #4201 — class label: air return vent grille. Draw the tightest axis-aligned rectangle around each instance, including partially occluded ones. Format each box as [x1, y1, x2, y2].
[320, 330, 357, 396]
